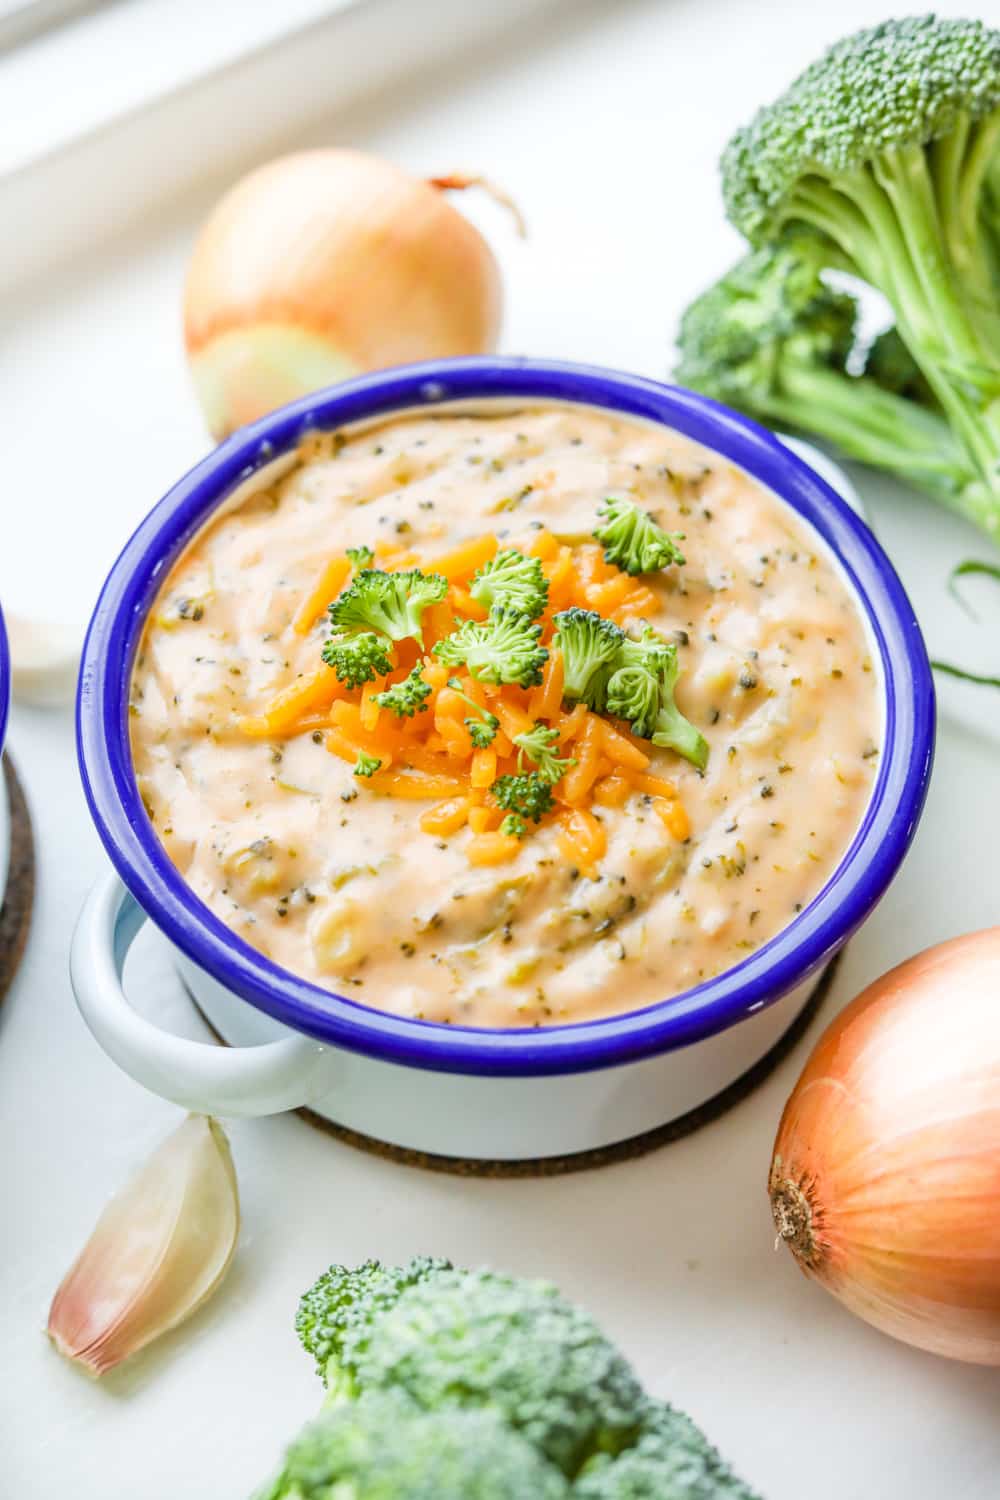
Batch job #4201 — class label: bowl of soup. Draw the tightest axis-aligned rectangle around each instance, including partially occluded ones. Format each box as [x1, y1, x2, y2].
[73, 359, 933, 1160]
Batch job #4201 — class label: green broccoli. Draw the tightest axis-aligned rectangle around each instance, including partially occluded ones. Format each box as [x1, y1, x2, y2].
[553, 608, 625, 711]
[491, 772, 555, 825]
[353, 752, 382, 778]
[863, 327, 936, 407]
[605, 666, 660, 740]
[594, 497, 685, 575]
[514, 722, 576, 785]
[329, 568, 448, 645]
[573, 1401, 761, 1500]
[442, 677, 500, 746]
[675, 236, 969, 504]
[434, 609, 548, 687]
[470, 548, 549, 619]
[291, 1260, 761, 1498]
[334, 1269, 645, 1476]
[322, 631, 394, 688]
[297, 1258, 452, 1392]
[719, 15, 1000, 534]
[258, 1392, 569, 1500]
[374, 666, 432, 719]
[346, 544, 375, 572]
[602, 630, 707, 772]
[500, 813, 528, 839]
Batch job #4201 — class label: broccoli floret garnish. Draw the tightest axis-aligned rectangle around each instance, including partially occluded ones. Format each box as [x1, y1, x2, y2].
[594, 496, 685, 575]
[648, 644, 708, 772]
[574, 1400, 762, 1500]
[513, 722, 575, 785]
[719, 15, 1000, 536]
[260, 1392, 570, 1500]
[374, 666, 431, 719]
[336, 1269, 645, 1476]
[470, 548, 549, 619]
[552, 608, 625, 711]
[434, 608, 548, 687]
[500, 813, 527, 839]
[603, 629, 708, 771]
[321, 631, 393, 688]
[346, 544, 374, 572]
[605, 666, 660, 740]
[296, 1257, 452, 1390]
[329, 568, 447, 645]
[491, 772, 555, 825]
[467, 718, 498, 748]
[675, 236, 970, 504]
[353, 752, 382, 778]
[442, 677, 500, 746]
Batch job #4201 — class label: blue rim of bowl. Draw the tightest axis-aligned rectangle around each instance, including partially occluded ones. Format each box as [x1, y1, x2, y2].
[77, 357, 935, 1077]
[0, 601, 9, 762]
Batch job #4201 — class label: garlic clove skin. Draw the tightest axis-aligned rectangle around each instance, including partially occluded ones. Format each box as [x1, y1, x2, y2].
[48, 1114, 239, 1376]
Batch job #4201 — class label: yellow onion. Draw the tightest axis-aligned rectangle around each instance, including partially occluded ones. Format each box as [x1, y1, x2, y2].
[770, 929, 1000, 1363]
[48, 1115, 239, 1375]
[184, 151, 517, 439]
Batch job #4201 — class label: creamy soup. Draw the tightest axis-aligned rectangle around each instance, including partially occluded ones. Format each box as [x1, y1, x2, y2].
[130, 404, 879, 1026]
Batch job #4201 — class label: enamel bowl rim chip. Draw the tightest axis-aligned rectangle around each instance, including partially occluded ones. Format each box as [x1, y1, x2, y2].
[76, 357, 935, 1078]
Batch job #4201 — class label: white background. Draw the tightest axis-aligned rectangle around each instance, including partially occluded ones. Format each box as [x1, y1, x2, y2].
[2, 1, 1000, 1496]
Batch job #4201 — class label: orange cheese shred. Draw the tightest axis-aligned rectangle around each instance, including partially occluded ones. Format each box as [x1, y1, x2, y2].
[292, 555, 351, 635]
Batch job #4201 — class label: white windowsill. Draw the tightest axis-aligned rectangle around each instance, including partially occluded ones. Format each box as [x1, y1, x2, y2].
[0, 0, 363, 176]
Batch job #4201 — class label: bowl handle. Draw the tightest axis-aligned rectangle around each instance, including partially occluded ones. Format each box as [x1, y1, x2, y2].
[71, 872, 328, 1116]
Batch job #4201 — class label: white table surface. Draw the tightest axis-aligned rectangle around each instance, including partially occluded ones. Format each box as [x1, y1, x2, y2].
[3, 2, 1000, 1495]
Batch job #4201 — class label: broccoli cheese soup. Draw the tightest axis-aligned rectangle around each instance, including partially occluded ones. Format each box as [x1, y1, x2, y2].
[130, 404, 879, 1026]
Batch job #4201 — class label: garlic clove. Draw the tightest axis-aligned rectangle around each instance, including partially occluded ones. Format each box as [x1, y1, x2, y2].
[7, 610, 81, 707]
[48, 1114, 239, 1376]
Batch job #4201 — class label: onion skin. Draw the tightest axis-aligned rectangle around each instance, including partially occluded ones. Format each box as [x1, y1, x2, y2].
[184, 150, 503, 439]
[770, 929, 1000, 1364]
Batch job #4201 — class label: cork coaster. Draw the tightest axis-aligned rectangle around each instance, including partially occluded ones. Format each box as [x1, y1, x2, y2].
[0, 756, 36, 1004]
[292, 952, 841, 1177]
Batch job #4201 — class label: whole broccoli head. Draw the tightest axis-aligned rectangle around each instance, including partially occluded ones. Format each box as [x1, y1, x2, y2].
[719, 14, 1000, 534]
[573, 1401, 762, 1500]
[258, 1392, 569, 1500]
[593, 497, 685, 575]
[433, 609, 548, 687]
[329, 568, 447, 645]
[553, 608, 625, 712]
[470, 548, 549, 619]
[675, 236, 972, 505]
[337, 1269, 646, 1476]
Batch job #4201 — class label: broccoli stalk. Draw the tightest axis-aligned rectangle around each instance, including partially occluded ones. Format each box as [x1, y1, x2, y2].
[374, 665, 432, 719]
[720, 15, 1000, 534]
[434, 608, 548, 687]
[513, 722, 576, 785]
[553, 608, 625, 711]
[470, 548, 549, 619]
[676, 236, 973, 505]
[329, 568, 447, 645]
[594, 497, 685, 575]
